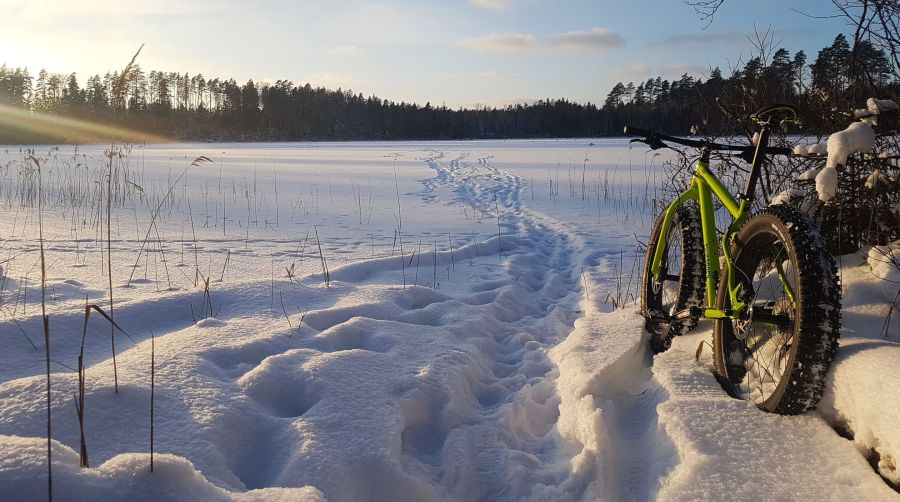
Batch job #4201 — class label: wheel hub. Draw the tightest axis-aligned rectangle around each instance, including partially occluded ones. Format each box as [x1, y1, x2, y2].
[732, 304, 753, 341]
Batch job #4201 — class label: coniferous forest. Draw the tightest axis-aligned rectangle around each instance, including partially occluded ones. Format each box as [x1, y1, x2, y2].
[1, 33, 898, 144]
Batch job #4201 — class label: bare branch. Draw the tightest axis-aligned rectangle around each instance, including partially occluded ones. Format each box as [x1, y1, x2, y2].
[685, 0, 726, 28]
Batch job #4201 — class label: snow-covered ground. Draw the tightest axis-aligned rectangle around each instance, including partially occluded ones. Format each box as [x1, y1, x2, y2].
[0, 139, 897, 501]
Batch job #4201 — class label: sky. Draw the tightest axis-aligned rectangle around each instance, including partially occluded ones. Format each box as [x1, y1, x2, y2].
[0, 0, 853, 108]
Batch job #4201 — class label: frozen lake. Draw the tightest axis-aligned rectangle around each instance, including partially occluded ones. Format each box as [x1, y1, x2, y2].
[0, 138, 659, 327]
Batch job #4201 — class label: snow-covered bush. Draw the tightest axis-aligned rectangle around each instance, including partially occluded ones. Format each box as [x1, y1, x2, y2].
[781, 101, 900, 253]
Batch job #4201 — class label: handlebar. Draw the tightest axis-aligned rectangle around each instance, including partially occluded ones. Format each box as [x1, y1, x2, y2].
[623, 126, 793, 156]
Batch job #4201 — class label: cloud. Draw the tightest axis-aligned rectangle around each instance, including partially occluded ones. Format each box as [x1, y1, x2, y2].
[4, 0, 256, 19]
[646, 32, 744, 48]
[468, 0, 511, 11]
[326, 45, 362, 56]
[547, 28, 624, 51]
[458, 28, 624, 54]
[457, 33, 539, 53]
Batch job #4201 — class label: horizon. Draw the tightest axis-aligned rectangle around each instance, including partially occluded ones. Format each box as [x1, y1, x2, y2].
[2, 0, 852, 109]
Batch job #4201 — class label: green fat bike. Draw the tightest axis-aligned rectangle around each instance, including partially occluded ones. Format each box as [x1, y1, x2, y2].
[626, 104, 841, 415]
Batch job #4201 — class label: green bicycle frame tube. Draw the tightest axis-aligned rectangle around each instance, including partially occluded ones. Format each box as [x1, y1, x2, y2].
[650, 159, 750, 315]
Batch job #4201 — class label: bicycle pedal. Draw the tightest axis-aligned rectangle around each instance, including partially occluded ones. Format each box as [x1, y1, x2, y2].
[672, 306, 703, 320]
[672, 308, 697, 321]
[649, 306, 701, 324]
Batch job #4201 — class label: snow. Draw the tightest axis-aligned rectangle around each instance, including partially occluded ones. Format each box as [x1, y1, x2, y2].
[807, 141, 828, 155]
[867, 244, 900, 284]
[797, 98, 894, 201]
[770, 188, 803, 205]
[0, 139, 898, 500]
[865, 169, 891, 190]
[854, 98, 898, 126]
[807, 121, 877, 201]
[798, 166, 820, 180]
[826, 121, 876, 169]
[653, 344, 896, 501]
[868, 98, 899, 114]
[816, 165, 840, 201]
[817, 246, 900, 485]
[0, 436, 324, 501]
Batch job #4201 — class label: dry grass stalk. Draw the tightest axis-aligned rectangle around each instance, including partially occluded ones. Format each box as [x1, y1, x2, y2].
[394, 165, 406, 288]
[495, 190, 501, 262]
[280, 292, 292, 328]
[27, 153, 52, 501]
[150, 330, 155, 472]
[76, 303, 134, 469]
[314, 226, 331, 287]
[448, 234, 455, 271]
[106, 149, 118, 393]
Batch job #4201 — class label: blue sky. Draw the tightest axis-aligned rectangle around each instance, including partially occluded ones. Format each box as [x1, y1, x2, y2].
[1, 0, 851, 108]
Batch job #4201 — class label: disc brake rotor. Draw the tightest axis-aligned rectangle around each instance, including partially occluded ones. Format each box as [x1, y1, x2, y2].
[732, 304, 753, 341]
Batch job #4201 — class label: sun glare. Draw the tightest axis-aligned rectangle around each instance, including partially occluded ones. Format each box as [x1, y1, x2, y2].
[0, 104, 171, 144]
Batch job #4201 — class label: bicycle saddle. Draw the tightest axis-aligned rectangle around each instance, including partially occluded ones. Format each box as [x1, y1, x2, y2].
[750, 104, 799, 126]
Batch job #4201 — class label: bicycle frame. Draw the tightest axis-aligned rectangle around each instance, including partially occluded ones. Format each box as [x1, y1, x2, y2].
[648, 126, 795, 321]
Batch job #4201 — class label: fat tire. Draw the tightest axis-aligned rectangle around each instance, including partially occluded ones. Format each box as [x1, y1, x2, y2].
[712, 204, 840, 415]
[641, 202, 706, 353]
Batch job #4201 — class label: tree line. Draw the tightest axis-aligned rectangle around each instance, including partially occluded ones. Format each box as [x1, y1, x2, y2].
[0, 33, 897, 143]
[607, 34, 898, 136]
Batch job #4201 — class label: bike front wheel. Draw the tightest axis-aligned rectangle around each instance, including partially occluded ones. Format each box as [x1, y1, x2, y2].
[712, 204, 840, 415]
[641, 202, 705, 353]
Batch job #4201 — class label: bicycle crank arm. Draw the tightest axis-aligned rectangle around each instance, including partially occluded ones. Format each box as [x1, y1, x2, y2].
[648, 306, 704, 324]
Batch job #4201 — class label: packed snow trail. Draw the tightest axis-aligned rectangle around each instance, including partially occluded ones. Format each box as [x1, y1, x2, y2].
[415, 150, 681, 499]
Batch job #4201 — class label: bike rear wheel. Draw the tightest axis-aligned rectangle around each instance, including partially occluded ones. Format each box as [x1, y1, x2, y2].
[713, 204, 840, 414]
[641, 202, 705, 353]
